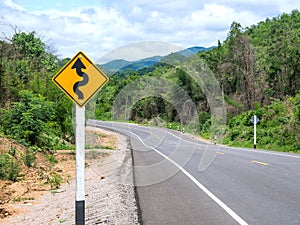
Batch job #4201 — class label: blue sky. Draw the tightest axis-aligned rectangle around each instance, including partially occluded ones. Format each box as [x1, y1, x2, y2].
[13, 0, 101, 11]
[1, 0, 299, 62]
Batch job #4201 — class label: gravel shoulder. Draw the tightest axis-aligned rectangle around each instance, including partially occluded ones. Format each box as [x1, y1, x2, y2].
[1, 127, 140, 225]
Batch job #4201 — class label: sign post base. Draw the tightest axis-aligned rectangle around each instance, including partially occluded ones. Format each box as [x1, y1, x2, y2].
[76, 200, 85, 225]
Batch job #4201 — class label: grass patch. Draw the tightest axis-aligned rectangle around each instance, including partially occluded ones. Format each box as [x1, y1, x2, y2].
[85, 144, 114, 150]
[12, 197, 34, 203]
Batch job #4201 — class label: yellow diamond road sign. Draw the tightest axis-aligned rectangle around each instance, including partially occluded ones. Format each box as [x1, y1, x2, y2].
[52, 51, 109, 107]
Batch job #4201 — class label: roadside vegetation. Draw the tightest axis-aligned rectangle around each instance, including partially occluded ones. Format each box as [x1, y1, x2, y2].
[223, 95, 300, 152]
[0, 31, 74, 184]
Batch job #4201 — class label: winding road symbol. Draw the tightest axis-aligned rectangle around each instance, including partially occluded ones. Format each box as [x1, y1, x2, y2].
[72, 58, 89, 99]
[52, 51, 109, 107]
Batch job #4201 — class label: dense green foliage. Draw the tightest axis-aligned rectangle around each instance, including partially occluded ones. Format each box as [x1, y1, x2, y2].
[1, 90, 61, 148]
[0, 32, 74, 150]
[198, 10, 300, 151]
[199, 10, 300, 113]
[96, 61, 206, 124]
[224, 94, 300, 152]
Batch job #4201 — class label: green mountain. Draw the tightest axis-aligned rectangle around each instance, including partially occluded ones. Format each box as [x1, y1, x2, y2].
[178, 46, 214, 57]
[99, 59, 131, 73]
[100, 46, 212, 73]
[120, 56, 163, 71]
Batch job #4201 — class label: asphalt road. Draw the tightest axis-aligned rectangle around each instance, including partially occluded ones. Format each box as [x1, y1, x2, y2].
[87, 120, 300, 225]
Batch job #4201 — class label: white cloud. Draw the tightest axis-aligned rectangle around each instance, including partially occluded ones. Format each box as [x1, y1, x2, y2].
[0, 0, 299, 61]
[194, 3, 263, 29]
[2, 0, 25, 11]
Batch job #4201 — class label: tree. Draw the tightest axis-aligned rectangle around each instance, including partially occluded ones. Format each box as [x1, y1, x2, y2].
[0, 31, 60, 104]
[1, 90, 60, 149]
[12, 31, 46, 59]
[0, 31, 74, 145]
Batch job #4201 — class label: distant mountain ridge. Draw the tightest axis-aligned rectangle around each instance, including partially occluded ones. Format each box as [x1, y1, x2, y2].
[99, 46, 213, 73]
[178, 46, 215, 57]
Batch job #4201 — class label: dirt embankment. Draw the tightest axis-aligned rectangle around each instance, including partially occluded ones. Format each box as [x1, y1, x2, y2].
[0, 126, 139, 225]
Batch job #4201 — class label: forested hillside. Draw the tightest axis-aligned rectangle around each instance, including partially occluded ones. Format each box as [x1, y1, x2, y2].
[0, 32, 73, 150]
[96, 10, 300, 151]
[0, 31, 76, 185]
[199, 10, 300, 114]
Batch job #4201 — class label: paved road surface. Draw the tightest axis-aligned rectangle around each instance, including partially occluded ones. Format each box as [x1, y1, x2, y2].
[88, 120, 300, 225]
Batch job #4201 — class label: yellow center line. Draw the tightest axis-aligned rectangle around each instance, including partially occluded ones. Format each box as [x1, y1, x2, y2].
[217, 152, 225, 155]
[251, 160, 269, 166]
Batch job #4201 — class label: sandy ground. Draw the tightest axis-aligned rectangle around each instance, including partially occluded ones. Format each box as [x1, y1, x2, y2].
[1, 127, 139, 225]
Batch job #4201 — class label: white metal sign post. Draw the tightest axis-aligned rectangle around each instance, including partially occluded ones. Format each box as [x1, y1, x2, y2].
[254, 115, 257, 149]
[52, 51, 109, 225]
[250, 115, 260, 149]
[76, 105, 85, 224]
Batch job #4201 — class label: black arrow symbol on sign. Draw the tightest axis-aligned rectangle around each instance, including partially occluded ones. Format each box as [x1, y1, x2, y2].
[72, 58, 89, 100]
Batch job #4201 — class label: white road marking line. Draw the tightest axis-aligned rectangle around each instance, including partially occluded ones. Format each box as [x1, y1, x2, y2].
[128, 128, 249, 225]
[132, 125, 209, 148]
[130, 122, 300, 160]
[223, 146, 300, 159]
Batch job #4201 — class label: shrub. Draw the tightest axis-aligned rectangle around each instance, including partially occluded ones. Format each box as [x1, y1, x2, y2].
[0, 153, 21, 181]
[224, 96, 300, 152]
[293, 93, 300, 122]
[45, 154, 58, 164]
[23, 147, 37, 167]
[198, 111, 211, 131]
[46, 171, 62, 189]
[0, 90, 61, 149]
